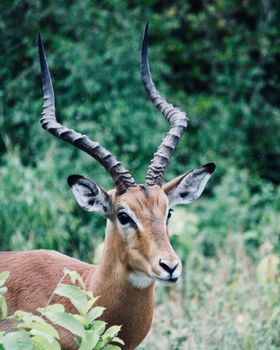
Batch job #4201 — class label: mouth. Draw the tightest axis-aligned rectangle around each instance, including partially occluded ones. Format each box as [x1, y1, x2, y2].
[153, 276, 179, 284]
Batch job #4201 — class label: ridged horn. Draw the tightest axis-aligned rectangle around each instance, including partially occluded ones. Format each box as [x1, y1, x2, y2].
[38, 34, 136, 195]
[141, 23, 188, 186]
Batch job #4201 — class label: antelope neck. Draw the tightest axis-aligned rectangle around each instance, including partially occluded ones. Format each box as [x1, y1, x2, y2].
[87, 223, 156, 350]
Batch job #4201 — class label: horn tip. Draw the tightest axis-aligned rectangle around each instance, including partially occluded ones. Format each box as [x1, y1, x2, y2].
[38, 33, 45, 59]
[141, 21, 149, 60]
[144, 21, 149, 31]
[38, 33, 43, 48]
[143, 21, 149, 39]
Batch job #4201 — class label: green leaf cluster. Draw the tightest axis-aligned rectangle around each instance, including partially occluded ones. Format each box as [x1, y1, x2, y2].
[0, 270, 124, 350]
[0, 1, 280, 348]
[0, 272, 9, 320]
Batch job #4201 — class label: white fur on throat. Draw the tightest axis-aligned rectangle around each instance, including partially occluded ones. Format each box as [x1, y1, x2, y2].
[128, 271, 153, 289]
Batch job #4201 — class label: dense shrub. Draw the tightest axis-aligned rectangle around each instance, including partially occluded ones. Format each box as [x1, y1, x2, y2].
[0, 1, 279, 349]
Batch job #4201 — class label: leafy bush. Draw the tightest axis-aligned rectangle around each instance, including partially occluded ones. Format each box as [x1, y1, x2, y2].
[0, 1, 280, 349]
[194, 168, 280, 256]
[0, 152, 105, 261]
[0, 270, 123, 350]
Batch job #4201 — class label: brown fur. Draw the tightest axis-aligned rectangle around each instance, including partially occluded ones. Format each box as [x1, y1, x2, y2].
[0, 184, 182, 350]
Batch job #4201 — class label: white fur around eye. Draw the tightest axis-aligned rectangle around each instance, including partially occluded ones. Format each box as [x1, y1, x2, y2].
[116, 205, 143, 234]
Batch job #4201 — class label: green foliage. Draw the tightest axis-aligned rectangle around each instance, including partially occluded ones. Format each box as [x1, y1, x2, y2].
[1, 332, 33, 350]
[0, 0, 279, 259]
[0, 153, 105, 261]
[0, 270, 123, 350]
[193, 168, 280, 256]
[0, 272, 9, 320]
[0, 1, 279, 349]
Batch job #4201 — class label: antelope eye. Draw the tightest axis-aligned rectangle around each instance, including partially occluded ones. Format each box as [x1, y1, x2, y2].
[117, 212, 132, 225]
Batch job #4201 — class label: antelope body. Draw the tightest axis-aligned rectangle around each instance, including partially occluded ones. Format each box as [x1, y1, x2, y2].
[0, 24, 215, 350]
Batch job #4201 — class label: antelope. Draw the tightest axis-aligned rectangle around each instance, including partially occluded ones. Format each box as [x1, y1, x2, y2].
[0, 24, 215, 350]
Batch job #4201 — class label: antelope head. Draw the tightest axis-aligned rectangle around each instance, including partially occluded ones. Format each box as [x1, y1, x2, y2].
[38, 23, 215, 289]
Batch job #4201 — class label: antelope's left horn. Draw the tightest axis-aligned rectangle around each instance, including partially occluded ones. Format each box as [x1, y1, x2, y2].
[38, 34, 136, 195]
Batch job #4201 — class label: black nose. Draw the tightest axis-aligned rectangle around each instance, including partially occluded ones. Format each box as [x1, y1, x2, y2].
[159, 259, 178, 275]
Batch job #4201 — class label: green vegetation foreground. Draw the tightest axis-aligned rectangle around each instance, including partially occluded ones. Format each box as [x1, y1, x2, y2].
[0, 1, 279, 349]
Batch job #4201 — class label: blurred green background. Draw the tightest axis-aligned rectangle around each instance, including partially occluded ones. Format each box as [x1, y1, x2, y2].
[0, 1, 279, 349]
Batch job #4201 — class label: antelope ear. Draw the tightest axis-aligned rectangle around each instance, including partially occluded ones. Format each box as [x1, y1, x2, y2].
[163, 163, 215, 207]
[67, 175, 112, 217]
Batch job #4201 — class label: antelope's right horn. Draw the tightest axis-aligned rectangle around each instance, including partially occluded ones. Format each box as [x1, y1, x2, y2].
[141, 23, 188, 187]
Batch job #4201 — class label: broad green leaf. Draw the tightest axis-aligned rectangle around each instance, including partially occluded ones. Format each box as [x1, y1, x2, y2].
[28, 316, 47, 324]
[0, 331, 5, 346]
[105, 346, 122, 350]
[10, 311, 46, 326]
[0, 296, 8, 320]
[73, 314, 87, 326]
[112, 337, 125, 345]
[16, 321, 59, 339]
[102, 325, 122, 341]
[85, 296, 100, 314]
[79, 330, 99, 350]
[29, 329, 55, 344]
[32, 335, 61, 350]
[38, 304, 65, 314]
[44, 311, 85, 340]
[10, 311, 33, 323]
[0, 273, 9, 287]
[63, 269, 85, 289]
[85, 291, 94, 299]
[0, 288, 7, 296]
[55, 284, 88, 315]
[93, 339, 106, 350]
[2, 331, 32, 350]
[91, 320, 107, 335]
[87, 307, 105, 324]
